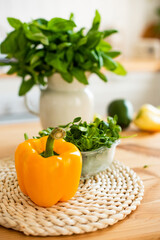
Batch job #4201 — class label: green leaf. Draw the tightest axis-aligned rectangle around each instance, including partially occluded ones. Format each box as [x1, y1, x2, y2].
[45, 53, 68, 73]
[57, 42, 72, 50]
[32, 18, 48, 30]
[91, 67, 108, 82]
[97, 40, 112, 52]
[7, 65, 18, 74]
[87, 32, 102, 49]
[17, 31, 28, 50]
[90, 10, 101, 31]
[73, 117, 81, 123]
[105, 51, 121, 58]
[48, 18, 76, 32]
[23, 23, 49, 45]
[79, 60, 93, 70]
[112, 62, 127, 76]
[103, 29, 118, 38]
[47, 43, 57, 50]
[59, 122, 71, 128]
[29, 50, 44, 65]
[7, 17, 22, 29]
[69, 13, 74, 21]
[76, 37, 88, 48]
[60, 72, 73, 83]
[1, 30, 19, 54]
[88, 50, 99, 61]
[21, 66, 38, 83]
[34, 18, 48, 25]
[59, 34, 68, 42]
[29, 24, 43, 34]
[66, 48, 74, 63]
[75, 53, 85, 63]
[25, 49, 37, 63]
[71, 68, 88, 84]
[78, 126, 88, 132]
[0, 61, 12, 66]
[47, 33, 60, 42]
[102, 53, 118, 70]
[97, 51, 103, 68]
[18, 78, 34, 96]
[30, 55, 40, 65]
[31, 60, 43, 69]
[44, 70, 54, 77]
[39, 75, 47, 86]
[69, 28, 84, 43]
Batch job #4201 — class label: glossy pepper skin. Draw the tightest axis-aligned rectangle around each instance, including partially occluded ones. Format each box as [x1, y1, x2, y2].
[15, 135, 82, 207]
[133, 104, 160, 132]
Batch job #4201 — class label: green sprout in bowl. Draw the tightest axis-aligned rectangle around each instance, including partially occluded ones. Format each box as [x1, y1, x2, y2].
[29, 116, 122, 178]
[33, 116, 121, 152]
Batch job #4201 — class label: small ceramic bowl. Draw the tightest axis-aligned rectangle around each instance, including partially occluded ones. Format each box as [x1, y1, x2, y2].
[81, 140, 120, 179]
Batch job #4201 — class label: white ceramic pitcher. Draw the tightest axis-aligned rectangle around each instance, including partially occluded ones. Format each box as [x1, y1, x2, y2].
[25, 73, 94, 128]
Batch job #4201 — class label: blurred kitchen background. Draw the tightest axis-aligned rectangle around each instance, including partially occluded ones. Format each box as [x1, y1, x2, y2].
[0, 0, 160, 124]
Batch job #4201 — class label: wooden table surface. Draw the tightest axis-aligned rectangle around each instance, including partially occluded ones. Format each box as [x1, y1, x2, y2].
[0, 121, 160, 240]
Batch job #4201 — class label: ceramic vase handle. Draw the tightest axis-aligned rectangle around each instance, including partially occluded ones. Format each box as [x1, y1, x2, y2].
[24, 94, 39, 116]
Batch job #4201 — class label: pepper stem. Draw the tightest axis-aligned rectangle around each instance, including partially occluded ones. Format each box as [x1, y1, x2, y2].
[43, 127, 66, 158]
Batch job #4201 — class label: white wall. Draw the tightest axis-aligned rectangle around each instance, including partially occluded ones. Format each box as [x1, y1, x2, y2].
[90, 72, 160, 116]
[0, 0, 160, 57]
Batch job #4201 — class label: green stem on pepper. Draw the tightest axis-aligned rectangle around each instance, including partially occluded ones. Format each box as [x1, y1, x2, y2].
[24, 133, 29, 140]
[43, 127, 66, 158]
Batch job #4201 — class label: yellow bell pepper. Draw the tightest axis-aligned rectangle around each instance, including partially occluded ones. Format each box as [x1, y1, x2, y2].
[15, 128, 82, 207]
[133, 104, 160, 132]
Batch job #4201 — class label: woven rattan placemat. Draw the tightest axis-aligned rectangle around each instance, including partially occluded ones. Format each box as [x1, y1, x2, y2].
[0, 157, 144, 236]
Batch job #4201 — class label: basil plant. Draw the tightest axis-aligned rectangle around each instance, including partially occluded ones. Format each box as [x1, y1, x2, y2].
[0, 10, 126, 96]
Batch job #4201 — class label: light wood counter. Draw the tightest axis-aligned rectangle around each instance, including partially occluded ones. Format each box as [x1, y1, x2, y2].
[0, 122, 160, 240]
[121, 58, 160, 72]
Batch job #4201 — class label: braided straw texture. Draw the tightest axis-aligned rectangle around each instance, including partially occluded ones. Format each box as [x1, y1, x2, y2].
[0, 157, 144, 236]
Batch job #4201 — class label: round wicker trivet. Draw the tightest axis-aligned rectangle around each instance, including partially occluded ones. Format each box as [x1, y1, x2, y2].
[0, 157, 144, 236]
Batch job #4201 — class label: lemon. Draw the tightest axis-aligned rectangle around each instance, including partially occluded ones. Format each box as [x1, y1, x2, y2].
[133, 104, 160, 132]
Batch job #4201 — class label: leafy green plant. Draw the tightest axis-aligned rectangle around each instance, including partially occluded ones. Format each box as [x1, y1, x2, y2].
[33, 116, 121, 152]
[0, 10, 126, 96]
